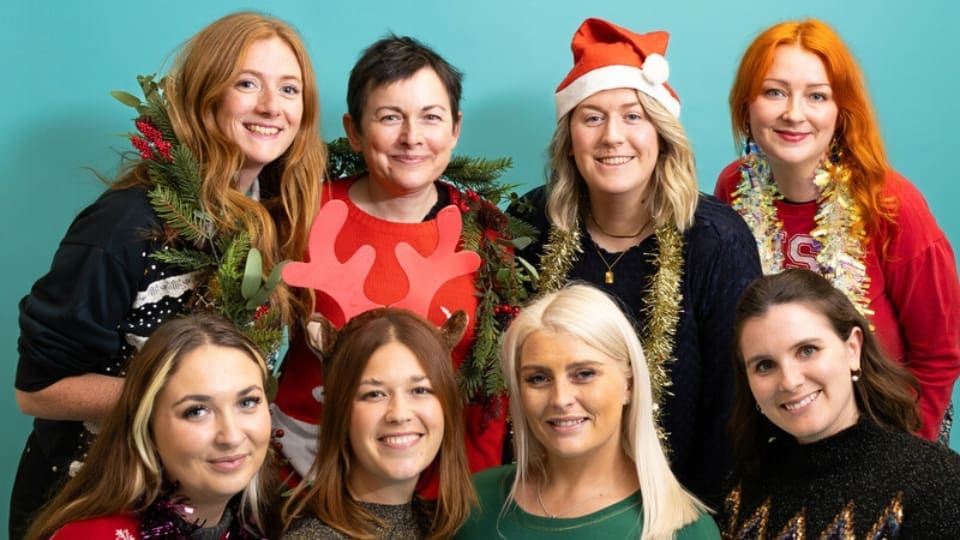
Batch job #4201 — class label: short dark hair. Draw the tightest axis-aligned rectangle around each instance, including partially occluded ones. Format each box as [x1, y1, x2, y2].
[346, 34, 463, 130]
[729, 269, 920, 477]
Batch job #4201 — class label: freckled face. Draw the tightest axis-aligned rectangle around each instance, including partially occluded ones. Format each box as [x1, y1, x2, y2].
[740, 303, 862, 444]
[348, 341, 444, 500]
[569, 88, 660, 200]
[151, 345, 270, 510]
[519, 330, 631, 462]
[215, 36, 304, 187]
[747, 46, 839, 180]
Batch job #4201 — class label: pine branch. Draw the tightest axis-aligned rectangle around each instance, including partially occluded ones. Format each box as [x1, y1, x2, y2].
[148, 186, 212, 247]
[151, 248, 216, 271]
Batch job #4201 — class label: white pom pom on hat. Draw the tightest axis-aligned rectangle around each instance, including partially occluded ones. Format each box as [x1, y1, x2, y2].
[554, 18, 681, 121]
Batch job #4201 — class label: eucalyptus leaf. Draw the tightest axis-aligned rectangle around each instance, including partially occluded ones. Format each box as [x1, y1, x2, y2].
[111, 90, 142, 108]
[517, 255, 540, 282]
[510, 235, 533, 250]
[265, 260, 289, 290]
[245, 289, 270, 310]
[241, 248, 264, 300]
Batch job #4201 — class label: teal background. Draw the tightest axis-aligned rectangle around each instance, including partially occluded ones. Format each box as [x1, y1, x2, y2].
[2, 0, 957, 533]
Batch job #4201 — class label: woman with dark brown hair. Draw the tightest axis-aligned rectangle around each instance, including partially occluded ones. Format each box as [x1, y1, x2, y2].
[281, 308, 476, 539]
[722, 269, 960, 538]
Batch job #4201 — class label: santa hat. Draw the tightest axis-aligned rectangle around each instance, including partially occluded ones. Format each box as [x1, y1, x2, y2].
[554, 18, 680, 120]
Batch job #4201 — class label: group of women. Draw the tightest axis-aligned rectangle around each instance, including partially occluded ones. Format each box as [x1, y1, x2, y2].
[12, 9, 960, 540]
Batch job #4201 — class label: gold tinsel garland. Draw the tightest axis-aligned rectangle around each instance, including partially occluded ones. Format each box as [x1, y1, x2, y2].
[731, 142, 872, 319]
[536, 217, 683, 439]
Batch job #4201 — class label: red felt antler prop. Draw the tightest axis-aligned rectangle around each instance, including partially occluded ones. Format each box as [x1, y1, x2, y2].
[393, 205, 481, 315]
[282, 200, 380, 321]
[283, 201, 481, 324]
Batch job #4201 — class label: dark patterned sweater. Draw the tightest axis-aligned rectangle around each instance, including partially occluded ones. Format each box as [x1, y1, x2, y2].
[721, 418, 960, 539]
[510, 186, 762, 508]
[14, 187, 198, 534]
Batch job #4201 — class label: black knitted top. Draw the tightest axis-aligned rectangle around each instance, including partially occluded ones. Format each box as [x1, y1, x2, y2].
[511, 186, 762, 509]
[721, 418, 960, 539]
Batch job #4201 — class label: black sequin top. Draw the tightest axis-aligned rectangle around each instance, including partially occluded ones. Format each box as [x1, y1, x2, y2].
[721, 418, 960, 539]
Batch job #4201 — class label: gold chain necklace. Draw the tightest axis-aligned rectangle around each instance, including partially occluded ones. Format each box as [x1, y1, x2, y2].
[590, 215, 652, 284]
[535, 218, 683, 445]
[592, 241, 629, 284]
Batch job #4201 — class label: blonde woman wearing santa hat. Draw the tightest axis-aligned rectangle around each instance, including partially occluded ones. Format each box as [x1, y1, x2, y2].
[509, 17, 760, 509]
[714, 19, 960, 445]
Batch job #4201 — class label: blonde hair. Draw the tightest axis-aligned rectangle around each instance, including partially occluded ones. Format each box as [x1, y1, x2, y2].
[546, 92, 699, 234]
[500, 284, 707, 539]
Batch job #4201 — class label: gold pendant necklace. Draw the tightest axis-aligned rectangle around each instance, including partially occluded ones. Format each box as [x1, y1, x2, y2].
[589, 214, 652, 284]
[593, 242, 629, 284]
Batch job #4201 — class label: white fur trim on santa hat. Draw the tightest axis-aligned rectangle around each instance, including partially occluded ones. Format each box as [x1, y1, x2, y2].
[555, 64, 681, 121]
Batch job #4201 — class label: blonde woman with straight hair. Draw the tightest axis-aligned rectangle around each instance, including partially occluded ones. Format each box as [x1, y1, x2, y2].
[457, 283, 718, 539]
[510, 17, 759, 507]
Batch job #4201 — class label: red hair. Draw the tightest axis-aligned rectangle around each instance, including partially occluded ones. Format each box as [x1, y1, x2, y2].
[729, 19, 895, 237]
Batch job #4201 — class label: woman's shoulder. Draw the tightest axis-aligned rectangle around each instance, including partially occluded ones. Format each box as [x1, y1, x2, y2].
[472, 463, 517, 492]
[877, 169, 952, 260]
[713, 160, 742, 200]
[62, 186, 159, 248]
[686, 194, 758, 256]
[881, 427, 960, 474]
[52, 513, 140, 539]
[676, 509, 722, 539]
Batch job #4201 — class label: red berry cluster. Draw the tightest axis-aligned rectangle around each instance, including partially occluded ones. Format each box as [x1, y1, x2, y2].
[130, 118, 172, 161]
[494, 303, 521, 327]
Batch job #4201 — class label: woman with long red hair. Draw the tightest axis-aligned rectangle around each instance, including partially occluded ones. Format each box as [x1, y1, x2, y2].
[715, 18, 960, 442]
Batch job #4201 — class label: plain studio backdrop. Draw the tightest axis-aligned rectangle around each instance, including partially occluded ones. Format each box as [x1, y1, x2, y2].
[2, 0, 957, 531]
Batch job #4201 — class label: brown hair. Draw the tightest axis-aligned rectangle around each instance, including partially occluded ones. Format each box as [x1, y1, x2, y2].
[729, 269, 920, 476]
[729, 18, 895, 239]
[346, 34, 463, 131]
[282, 308, 475, 539]
[25, 313, 278, 540]
[115, 11, 326, 324]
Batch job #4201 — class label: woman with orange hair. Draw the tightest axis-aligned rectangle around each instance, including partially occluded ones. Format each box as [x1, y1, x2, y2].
[714, 18, 960, 443]
[12, 11, 325, 537]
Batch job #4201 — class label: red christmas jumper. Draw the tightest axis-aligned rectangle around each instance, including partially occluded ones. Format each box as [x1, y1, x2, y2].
[273, 177, 506, 481]
[717, 162, 960, 440]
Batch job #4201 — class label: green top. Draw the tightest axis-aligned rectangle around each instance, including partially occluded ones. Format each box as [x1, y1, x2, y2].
[456, 464, 720, 539]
